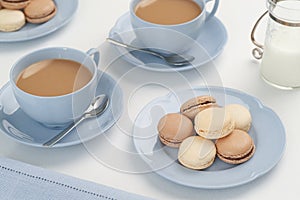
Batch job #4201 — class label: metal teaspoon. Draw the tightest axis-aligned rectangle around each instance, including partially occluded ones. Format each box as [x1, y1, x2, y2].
[43, 94, 109, 147]
[106, 38, 195, 66]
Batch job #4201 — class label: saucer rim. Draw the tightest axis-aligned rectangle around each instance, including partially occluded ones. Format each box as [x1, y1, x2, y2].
[132, 86, 286, 188]
[109, 12, 228, 72]
[0, 0, 79, 43]
[0, 72, 123, 148]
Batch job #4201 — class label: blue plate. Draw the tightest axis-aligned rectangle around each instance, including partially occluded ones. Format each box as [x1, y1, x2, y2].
[109, 12, 228, 72]
[133, 87, 286, 188]
[0, 0, 78, 42]
[0, 72, 123, 148]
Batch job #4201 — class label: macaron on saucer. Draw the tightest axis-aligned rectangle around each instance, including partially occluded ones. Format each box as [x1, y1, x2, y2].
[0, 0, 30, 10]
[225, 104, 252, 132]
[216, 130, 255, 164]
[0, 0, 78, 42]
[0, 9, 25, 32]
[157, 113, 194, 148]
[133, 86, 286, 188]
[178, 136, 216, 170]
[194, 107, 235, 139]
[24, 0, 57, 24]
[180, 95, 217, 120]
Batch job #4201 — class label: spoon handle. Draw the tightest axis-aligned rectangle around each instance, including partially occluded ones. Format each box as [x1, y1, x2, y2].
[106, 38, 163, 59]
[43, 117, 85, 147]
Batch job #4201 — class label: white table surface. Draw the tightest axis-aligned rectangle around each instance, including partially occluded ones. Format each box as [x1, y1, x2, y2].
[0, 0, 297, 199]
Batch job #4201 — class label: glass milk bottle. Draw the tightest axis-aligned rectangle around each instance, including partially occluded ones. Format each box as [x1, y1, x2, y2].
[251, 0, 300, 89]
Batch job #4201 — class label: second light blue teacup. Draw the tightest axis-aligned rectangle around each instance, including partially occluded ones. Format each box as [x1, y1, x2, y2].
[9, 47, 99, 128]
[130, 0, 219, 54]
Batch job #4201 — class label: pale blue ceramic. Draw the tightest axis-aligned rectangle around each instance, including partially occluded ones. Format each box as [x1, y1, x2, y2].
[0, 0, 78, 42]
[0, 72, 123, 148]
[129, 0, 219, 53]
[109, 13, 227, 72]
[133, 87, 286, 189]
[9, 47, 99, 127]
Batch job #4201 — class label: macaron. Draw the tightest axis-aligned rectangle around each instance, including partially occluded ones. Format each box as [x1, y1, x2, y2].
[0, 0, 30, 10]
[157, 113, 194, 148]
[180, 95, 217, 120]
[194, 107, 235, 139]
[0, 9, 25, 32]
[215, 129, 255, 164]
[225, 104, 252, 132]
[178, 136, 216, 170]
[24, 0, 56, 24]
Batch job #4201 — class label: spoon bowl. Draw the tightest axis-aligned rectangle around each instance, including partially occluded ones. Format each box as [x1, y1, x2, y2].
[43, 94, 109, 147]
[84, 95, 109, 118]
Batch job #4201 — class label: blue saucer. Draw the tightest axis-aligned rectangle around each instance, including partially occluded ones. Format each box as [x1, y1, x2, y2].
[0, 0, 78, 42]
[0, 72, 123, 148]
[109, 12, 228, 72]
[133, 87, 286, 188]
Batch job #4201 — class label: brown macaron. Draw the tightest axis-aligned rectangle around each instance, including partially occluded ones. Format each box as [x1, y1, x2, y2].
[24, 0, 56, 24]
[180, 95, 217, 120]
[157, 113, 194, 148]
[215, 129, 255, 164]
[0, 0, 31, 10]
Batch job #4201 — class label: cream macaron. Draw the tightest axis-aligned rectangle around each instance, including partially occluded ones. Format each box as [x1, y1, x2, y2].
[0, 9, 25, 32]
[178, 136, 216, 170]
[157, 113, 195, 148]
[180, 95, 218, 120]
[215, 129, 255, 164]
[225, 104, 252, 132]
[194, 107, 235, 139]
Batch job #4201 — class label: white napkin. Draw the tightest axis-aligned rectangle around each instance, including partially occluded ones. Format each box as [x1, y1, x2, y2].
[0, 157, 154, 200]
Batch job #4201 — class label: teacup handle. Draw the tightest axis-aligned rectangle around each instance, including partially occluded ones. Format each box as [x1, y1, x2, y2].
[86, 48, 100, 66]
[86, 48, 103, 83]
[205, 0, 219, 21]
[251, 11, 268, 60]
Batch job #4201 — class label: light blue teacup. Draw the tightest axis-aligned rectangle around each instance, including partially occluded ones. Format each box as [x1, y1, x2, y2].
[9, 47, 99, 128]
[130, 0, 219, 54]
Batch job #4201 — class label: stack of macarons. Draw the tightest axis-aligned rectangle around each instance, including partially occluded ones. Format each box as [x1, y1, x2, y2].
[0, 0, 57, 32]
[157, 95, 255, 170]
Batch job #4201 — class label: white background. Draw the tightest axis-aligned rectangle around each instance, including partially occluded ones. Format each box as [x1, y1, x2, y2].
[0, 0, 298, 199]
